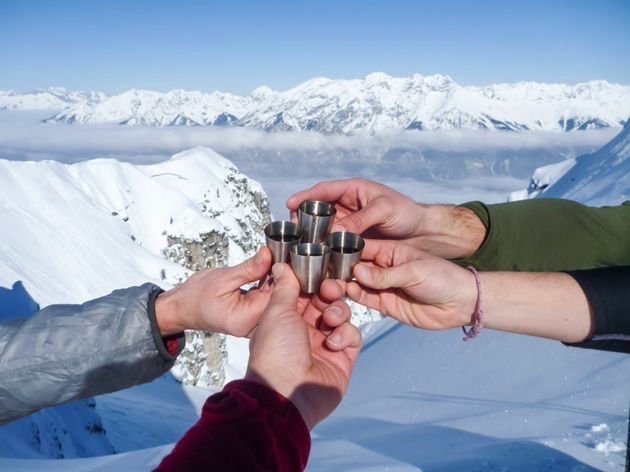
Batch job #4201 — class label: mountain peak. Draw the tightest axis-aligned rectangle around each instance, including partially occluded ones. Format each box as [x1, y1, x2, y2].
[3, 74, 629, 133]
[250, 85, 276, 100]
[364, 71, 393, 82]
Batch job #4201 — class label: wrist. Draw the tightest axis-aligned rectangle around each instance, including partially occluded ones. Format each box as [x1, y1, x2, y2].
[155, 289, 186, 336]
[456, 206, 486, 258]
[459, 267, 480, 326]
[244, 370, 317, 430]
[421, 205, 486, 259]
[288, 389, 318, 431]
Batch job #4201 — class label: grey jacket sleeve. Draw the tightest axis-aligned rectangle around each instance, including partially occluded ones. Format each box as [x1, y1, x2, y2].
[0, 283, 184, 425]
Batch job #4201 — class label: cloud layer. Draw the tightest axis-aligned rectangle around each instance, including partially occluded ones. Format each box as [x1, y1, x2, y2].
[0, 111, 617, 165]
[0, 111, 619, 215]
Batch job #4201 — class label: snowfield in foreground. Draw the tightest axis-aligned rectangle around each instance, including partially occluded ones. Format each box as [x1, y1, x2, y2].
[0, 126, 628, 469]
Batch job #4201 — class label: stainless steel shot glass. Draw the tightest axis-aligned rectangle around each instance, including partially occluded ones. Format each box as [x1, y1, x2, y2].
[326, 231, 365, 281]
[289, 243, 331, 294]
[264, 221, 302, 264]
[298, 200, 336, 244]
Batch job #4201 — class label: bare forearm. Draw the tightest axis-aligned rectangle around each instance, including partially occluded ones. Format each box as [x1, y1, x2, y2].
[478, 272, 595, 343]
[413, 204, 486, 259]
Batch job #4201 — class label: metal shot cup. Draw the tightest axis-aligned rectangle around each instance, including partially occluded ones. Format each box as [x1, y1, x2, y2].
[298, 200, 337, 244]
[289, 243, 331, 294]
[326, 232, 365, 281]
[265, 221, 302, 264]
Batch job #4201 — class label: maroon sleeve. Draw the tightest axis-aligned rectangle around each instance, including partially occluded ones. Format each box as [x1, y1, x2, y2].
[155, 379, 311, 471]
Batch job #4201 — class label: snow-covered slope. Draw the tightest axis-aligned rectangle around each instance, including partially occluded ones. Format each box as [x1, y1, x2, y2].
[511, 120, 630, 204]
[0, 146, 269, 302]
[1, 320, 626, 469]
[4, 74, 628, 133]
[539, 121, 630, 205]
[309, 320, 628, 471]
[0, 399, 116, 460]
[0, 147, 271, 388]
[0, 146, 272, 459]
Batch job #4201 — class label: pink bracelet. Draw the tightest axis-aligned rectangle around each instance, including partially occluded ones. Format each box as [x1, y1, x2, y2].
[462, 266, 484, 341]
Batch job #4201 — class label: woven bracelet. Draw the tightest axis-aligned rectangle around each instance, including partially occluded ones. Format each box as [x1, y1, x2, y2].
[462, 266, 484, 342]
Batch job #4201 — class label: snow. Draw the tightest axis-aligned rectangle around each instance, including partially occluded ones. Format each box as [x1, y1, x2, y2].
[509, 158, 577, 201]
[0, 88, 106, 111]
[0, 145, 270, 393]
[3, 73, 629, 134]
[41, 88, 254, 127]
[308, 319, 628, 471]
[0, 124, 628, 469]
[592, 423, 611, 434]
[0, 146, 270, 461]
[595, 440, 626, 455]
[0, 147, 268, 305]
[510, 121, 630, 205]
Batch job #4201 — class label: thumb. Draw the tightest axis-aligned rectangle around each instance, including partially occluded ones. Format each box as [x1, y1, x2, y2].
[263, 263, 300, 319]
[224, 247, 272, 287]
[332, 198, 387, 234]
[353, 261, 420, 290]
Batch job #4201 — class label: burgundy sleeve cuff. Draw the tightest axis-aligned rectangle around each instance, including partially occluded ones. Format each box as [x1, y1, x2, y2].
[223, 380, 311, 461]
[156, 379, 311, 471]
[224, 379, 310, 437]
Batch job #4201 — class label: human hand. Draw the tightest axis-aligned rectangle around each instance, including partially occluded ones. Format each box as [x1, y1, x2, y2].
[346, 240, 478, 330]
[287, 178, 423, 240]
[287, 179, 485, 259]
[155, 247, 273, 336]
[246, 264, 362, 430]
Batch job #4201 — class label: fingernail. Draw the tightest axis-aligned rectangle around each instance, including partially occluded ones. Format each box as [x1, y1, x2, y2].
[327, 333, 341, 347]
[327, 306, 343, 319]
[272, 263, 285, 278]
[255, 248, 265, 265]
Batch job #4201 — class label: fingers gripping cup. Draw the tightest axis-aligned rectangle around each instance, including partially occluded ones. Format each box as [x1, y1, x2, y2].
[326, 231, 365, 281]
[290, 243, 331, 294]
[298, 200, 336, 244]
[265, 221, 302, 264]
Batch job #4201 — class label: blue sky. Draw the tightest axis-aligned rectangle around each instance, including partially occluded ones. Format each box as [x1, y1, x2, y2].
[1, 0, 629, 94]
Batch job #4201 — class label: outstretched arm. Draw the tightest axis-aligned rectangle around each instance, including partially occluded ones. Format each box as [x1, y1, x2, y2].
[288, 179, 630, 270]
[0, 248, 273, 424]
[157, 265, 362, 471]
[346, 242, 630, 352]
[287, 178, 486, 259]
[0, 283, 180, 425]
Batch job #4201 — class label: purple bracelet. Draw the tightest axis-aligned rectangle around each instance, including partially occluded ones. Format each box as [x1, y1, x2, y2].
[462, 266, 484, 341]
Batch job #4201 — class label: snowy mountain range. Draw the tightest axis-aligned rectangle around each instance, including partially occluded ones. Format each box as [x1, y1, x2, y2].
[2, 73, 629, 133]
[0, 87, 106, 111]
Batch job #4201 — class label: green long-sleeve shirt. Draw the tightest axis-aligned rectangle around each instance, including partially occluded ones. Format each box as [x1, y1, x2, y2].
[459, 199, 630, 272]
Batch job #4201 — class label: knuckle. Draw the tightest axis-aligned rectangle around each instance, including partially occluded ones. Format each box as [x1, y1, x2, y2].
[373, 267, 389, 286]
[238, 259, 256, 281]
